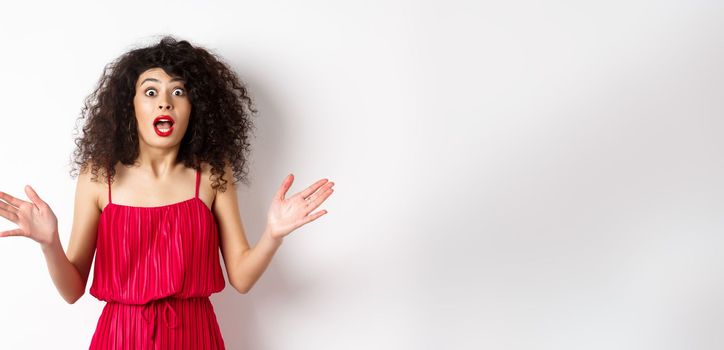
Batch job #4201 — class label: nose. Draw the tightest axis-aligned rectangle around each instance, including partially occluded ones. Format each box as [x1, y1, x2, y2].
[158, 94, 173, 110]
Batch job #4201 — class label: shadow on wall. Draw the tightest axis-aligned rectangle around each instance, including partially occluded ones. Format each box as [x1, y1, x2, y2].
[213, 65, 292, 350]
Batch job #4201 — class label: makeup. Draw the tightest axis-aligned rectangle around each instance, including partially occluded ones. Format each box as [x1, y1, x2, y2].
[153, 115, 175, 137]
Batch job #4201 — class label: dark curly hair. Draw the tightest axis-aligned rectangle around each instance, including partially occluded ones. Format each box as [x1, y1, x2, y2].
[69, 35, 258, 192]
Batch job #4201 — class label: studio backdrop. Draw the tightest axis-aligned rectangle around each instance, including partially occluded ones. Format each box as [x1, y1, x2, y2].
[1, 1, 723, 349]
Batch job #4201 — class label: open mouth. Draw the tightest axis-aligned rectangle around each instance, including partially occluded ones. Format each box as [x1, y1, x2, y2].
[153, 116, 175, 136]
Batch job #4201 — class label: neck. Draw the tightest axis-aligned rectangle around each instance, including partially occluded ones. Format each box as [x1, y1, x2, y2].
[136, 142, 182, 179]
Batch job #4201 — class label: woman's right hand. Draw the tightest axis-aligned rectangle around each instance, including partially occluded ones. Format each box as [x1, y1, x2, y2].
[0, 185, 58, 246]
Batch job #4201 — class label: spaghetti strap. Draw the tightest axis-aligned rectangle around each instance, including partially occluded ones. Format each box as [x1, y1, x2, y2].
[195, 168, 200, 199]
[107, 172, 112, 204]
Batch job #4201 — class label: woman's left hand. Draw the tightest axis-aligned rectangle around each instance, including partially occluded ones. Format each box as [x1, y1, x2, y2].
[266, 174, 334, 240]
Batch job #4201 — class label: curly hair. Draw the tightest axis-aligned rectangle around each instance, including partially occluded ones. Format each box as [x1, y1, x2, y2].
[69, 35, 258, 192]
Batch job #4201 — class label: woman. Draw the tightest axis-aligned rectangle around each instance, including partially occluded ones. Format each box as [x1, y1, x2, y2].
[0, 36, 334, 349]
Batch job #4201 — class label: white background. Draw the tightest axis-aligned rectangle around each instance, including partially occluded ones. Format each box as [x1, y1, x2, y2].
[1, 1, 723, 349]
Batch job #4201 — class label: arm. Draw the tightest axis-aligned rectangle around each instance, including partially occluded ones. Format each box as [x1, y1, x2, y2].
[42, 166, 100, 304]
[0, 165, 99, 304]
[233, 229, 283, 294]
[41, 235, 86, 304]
[214, 164, 283, 294]
[214, 164, 333, 294]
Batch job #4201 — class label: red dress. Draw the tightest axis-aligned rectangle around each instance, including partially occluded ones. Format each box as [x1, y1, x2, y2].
[89, 168, 226, 349]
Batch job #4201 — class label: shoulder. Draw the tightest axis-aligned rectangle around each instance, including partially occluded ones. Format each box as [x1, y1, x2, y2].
[76, 160, 105, 212]
[199, 161, 237, 211]
[199, 161, 235, 192]
[199, 161, 234, 209]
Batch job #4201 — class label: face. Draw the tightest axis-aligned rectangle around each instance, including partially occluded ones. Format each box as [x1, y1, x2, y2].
[132, 67, 191, 147]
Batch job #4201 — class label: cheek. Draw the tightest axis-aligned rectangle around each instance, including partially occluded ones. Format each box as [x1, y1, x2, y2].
[135, 96, 151, 109]
[178, 104, 192, 126]
[177, 119, 190, 132]
[132, 97, 145, 115]
[133, 98, 157, 120]
[132, 99, 150, 128]
[180, 100, 192, 113]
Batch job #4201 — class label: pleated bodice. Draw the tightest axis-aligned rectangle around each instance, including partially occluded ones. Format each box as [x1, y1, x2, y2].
[89, 168, 226, 305]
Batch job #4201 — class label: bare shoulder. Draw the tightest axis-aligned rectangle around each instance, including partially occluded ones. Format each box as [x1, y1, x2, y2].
[201, 161, 237, 211]
[76, 161, 103, 212]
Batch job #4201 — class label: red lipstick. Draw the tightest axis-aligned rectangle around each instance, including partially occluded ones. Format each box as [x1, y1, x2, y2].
[153, 115, 175, 137]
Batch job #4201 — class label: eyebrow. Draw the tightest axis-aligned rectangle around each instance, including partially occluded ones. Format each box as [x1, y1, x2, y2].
[139, 77, 185, 86]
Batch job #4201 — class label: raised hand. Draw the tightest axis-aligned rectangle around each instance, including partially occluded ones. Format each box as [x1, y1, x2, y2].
[266, 174, 334, 240]
[0, 185, 58, 246]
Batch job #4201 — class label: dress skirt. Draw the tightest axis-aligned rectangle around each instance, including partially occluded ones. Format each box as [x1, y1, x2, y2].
[89, 296, 225, 349]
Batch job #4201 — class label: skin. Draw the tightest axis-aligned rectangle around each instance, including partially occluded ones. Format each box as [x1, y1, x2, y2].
[0, 67, 335, 303]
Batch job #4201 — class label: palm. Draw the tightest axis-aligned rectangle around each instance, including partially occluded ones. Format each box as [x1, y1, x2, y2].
[0, 186, 58, 245]
[266, 174, 334, 239]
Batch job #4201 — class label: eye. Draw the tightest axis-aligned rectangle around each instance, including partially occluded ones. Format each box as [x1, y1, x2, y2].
[144, 88, 157, 97]
[173, 88, 185, 96]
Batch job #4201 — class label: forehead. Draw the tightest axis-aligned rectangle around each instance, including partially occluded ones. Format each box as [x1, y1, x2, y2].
[136, 68, 185, 86]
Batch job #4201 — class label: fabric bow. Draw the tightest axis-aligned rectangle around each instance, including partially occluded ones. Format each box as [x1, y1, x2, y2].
[141, 298, 179, 341]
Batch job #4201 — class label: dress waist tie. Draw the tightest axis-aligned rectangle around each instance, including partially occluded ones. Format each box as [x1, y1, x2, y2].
[141, 298, 179, 341]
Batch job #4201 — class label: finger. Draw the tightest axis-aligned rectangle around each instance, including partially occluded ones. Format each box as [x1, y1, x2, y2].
[275, 173, 294, 200]
[0, 228, 26, 238]
[0, 198, 20, 214]
[306, 187, 334, 208]
[299, 178, 330, 200]
[25, 185, 47, 209]
[0, 206, 19, 223]
[0, 190, 24, 208]
[300, 209, 328, 226]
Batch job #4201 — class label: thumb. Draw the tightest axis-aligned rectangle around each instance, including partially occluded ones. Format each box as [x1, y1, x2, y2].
[25, 185, 46, 208]
[274, 173, 293, 200]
